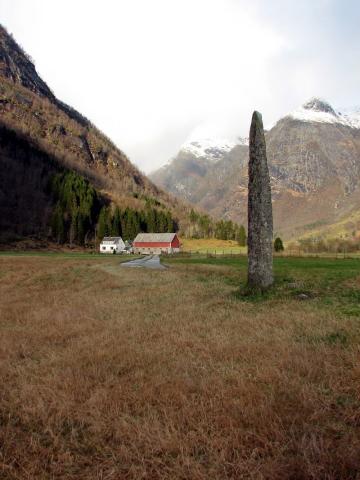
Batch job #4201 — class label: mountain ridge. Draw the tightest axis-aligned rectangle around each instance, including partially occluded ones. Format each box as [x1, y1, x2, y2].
[0, 24, 191, 244]
[0, 24, 91, 127]
[151, 98, 360, 240]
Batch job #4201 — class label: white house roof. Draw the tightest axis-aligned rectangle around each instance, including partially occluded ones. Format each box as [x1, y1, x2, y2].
[133, 233, 177, 243]
[101, 236, 123, 243]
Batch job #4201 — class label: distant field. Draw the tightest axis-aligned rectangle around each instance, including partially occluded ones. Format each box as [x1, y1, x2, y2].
[181, 237, 246, 254]
[1, 254, 360, 479]
[0, 251, 142, 259]
[179, 238, 360, 258]
[299, 209, 360, 241]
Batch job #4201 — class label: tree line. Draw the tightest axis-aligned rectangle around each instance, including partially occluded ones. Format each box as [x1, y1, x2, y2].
[49, 172, 287, 250]
[97, 205, 176, 241]
[290, 236, 359, 254]
[188, 209, 247, 246]
[50, 171, 177, 245]
[51, 171, 99, 245]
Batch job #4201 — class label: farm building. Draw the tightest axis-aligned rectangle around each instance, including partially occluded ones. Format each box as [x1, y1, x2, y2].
[99, 236, 125, 254]
[133, 233, 180, 254]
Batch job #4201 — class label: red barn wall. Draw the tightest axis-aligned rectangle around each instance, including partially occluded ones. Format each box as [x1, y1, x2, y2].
[134, 242, 171, 247]
[134, 235, 180, 249]
[171, 236, 180, 248]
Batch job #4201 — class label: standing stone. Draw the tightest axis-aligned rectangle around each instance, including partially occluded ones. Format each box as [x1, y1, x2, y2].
[247, 111, 273, 289]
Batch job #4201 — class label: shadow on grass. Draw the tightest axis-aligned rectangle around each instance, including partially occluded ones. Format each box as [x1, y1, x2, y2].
[232, 274, 315, 304]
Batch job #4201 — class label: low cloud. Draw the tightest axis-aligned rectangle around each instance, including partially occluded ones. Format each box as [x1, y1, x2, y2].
[1, 0, 359, 172]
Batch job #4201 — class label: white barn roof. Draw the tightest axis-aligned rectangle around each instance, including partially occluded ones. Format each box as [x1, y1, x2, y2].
[101, 237, 123, 243]
[134, 233, 177, 243]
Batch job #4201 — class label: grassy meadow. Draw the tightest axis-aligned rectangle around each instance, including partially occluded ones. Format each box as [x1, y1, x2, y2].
[1, 253, 360, 479]
[181, 237, 246, 254]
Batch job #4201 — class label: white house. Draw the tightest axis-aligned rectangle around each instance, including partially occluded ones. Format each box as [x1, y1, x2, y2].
[99, 236, 125, 254]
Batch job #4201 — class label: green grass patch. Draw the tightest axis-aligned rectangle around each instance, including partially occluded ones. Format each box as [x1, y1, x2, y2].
[167, 256, 360, 316]
[0, 251, 142, 261]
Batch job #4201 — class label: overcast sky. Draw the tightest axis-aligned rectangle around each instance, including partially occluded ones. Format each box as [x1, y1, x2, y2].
[1, 0, 359, 172]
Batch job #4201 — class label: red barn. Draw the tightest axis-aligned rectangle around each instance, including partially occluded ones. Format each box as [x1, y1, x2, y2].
[133, 233, 180, 255]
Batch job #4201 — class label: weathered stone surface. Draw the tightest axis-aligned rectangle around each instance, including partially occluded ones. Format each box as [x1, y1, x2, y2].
[247, 111, 273, 289]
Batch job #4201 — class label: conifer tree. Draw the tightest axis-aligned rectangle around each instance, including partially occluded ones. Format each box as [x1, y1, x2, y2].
[237, 225, 247, 246]
[69, 209, 78, 245]
[146, 208, 156, 232]
[51, 203, 65, 244]
[130, 211, 141, 238]
[165, 211, 174, 232]
[274, 237, 284, 252]
[97, 206, 109, 240]
[77, 213, 85, 245]
[157, 211, 167, 232]
[111, 207, 122, 236]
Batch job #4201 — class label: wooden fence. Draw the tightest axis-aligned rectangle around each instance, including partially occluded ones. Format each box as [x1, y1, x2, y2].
[174, 250, 360, 260]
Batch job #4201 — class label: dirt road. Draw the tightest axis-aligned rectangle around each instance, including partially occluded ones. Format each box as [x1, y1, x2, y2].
[121, 254, 167, 270]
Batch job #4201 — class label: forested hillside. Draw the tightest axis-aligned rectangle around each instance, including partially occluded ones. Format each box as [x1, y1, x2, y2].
[0, 24, 189, 246]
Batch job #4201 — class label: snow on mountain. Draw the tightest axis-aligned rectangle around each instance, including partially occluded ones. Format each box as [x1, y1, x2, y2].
[181, 137, 247, 161]
[287, 97, 360, 129]
[172, 99, 359, 166]
[182, 138, 236, 159]
[236, 136, 249, 146]
[157, 97, 360, 173]
[338, 106, 360, 129]
[289, 98, 347, 125]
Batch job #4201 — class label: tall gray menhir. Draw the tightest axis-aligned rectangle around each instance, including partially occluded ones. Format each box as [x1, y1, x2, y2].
[247, 111, 273, 289]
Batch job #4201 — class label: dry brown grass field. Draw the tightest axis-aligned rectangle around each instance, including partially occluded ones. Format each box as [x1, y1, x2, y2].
[1, 254, 360, 479]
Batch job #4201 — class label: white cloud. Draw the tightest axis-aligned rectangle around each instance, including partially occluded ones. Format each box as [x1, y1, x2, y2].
[0, 0, 359, 172]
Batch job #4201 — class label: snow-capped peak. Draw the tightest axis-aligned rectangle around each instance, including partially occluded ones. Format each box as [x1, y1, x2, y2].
[181, 137, 237, 160]
[337, 106, 360, 129]
[302, 97, 336, 115]
[288, 97, 360, 128]
[289, 97, 348, 126]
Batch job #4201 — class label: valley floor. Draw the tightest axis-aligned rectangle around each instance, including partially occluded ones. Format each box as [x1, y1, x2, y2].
[180, 237, 246, 254]
[1, 254, 360, 479]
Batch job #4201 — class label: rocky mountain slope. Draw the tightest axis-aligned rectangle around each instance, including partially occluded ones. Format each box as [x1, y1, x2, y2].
[151, 98, 360, 239]
[0, 24, 188, 243]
